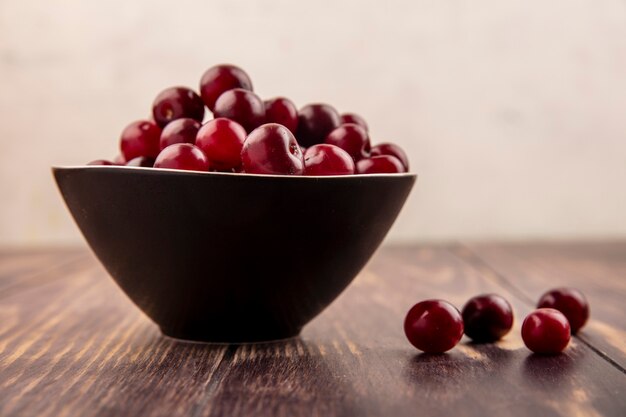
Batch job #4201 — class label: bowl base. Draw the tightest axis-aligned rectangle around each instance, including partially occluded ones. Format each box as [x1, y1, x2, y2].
[159, 326, 302, 345]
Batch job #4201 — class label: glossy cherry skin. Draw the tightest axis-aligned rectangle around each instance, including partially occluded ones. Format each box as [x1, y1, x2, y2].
[241, 123, 304, 175]
[199, 64, 253, 111]
[154, 143, 210, 172]
[461, 294, 514, 342]
[264, 97, 298, 134]
[120, 120, 162, 161]
[522, 308, 571, 354]
[370, 143, 410, 171]
[159, 118, 201, 150]
[404, 300, 464, 353]
[537, 288, 589, 334]
[195, 118, 247, 171]
[87, 159, 114, 166]
[296, 103, 341, 147]
[304, 144, 355, 176]
[340, 113, 368, 131]
[325, 123, 370, 161]
[356, 155, 405, 174]
[126, 156, 155, 167]
[152, 87, 205, 128]
[213, 88, 265, 133]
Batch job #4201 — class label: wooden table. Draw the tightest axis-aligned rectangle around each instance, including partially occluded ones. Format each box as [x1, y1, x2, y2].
[1, 242, 625, 417]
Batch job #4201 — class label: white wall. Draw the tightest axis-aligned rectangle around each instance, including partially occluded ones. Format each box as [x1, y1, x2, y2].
[1, 0, 625, 245]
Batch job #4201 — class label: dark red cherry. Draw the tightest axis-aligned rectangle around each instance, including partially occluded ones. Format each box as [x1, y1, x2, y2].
[241, 123, 304, 175]
[304, 144, 355, 176]
[199, 64, 253, 111]
[537, 288, 589, 334]
[126, 156, 155, 167]
[120, 120, 162, 161]
[522, 308, 571, 354]
[264, 97, 298, 134]
[370, 143, 409, 171]
[404, 300, 464, 353]
[195, 118, 247, 171]
[213, 88, 265, 133]
[154, 143, 210, 172]
[356, 155, 404, 174]
[325, 123, 370, 161]
[462, 294, 514, 342]
[159, 118, 201, 150]
[340, 113, 368, 131]
[87, 159, 114, 166]
[296, 103, 341, 147]
[152, 87, 205, 128]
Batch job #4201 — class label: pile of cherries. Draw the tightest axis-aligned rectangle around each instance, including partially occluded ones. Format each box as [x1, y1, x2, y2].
[88, 64, 409, 176]
[404, 287, 589, 355]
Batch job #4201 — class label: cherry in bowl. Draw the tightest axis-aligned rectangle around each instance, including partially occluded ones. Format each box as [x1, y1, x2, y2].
[356, 155, 405, 174]
[325, 123, 370, 162]
[195, 118, 246, 171]
[296, 103, 341, 147]
[241, 123, 304, 175]
[304, 144, 355, 176]
[213, 88, 265, 133]
[159, 118, 201, 151]
[154, 143, 210, 172]
[199, 64, 253, 111]
[152, 87, 205, 128]
[120, 120, 162, 161]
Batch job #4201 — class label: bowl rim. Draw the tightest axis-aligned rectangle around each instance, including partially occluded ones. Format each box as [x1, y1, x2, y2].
[52, 165, 417, 180]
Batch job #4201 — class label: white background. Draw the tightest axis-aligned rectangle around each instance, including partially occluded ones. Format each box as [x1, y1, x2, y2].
[1, 0, 625, 245]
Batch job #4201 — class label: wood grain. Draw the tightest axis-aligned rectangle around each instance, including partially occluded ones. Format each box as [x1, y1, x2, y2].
[0, 244, 625, 417]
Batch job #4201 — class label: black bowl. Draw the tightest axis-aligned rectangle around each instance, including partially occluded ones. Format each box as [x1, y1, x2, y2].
[53, 166, 416, 343]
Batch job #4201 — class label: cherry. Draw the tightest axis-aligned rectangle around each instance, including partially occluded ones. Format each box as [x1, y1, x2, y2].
[126, 156, 155, 167]
[304, 144, 355, 176]
[160, 118, 201, 150]
[199, 64, 253, 111]
[296, 103, 341, 147]
[87, 159, 114, 166]
[537, 288, 589, 334]
[461, 294, 514, 342]
[195, 118, 247, 171]
[370, 143, 409, 171]
[120, 120, 162, 161]
[241, 123, 304, 175]
[154, 143, 210, 172]
[264, 97, 298, 134]
[340, 113, 368, 131]
[522, 308, 571, 354]
[213, 88, 265, 133]
[152, 87, 205, 128]
[325, 123, 370, 161]
[356, 155, 405, 174]
[404, 300, 464, 353]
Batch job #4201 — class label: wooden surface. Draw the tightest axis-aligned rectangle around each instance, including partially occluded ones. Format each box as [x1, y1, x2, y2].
[0, 242, 624, 417]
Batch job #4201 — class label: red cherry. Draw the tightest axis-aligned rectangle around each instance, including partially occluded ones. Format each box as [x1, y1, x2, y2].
[87, 159, 114, 166]
[125, 156, 155, 167]
[264, 97, 298, 134]
[356, 155, 404, 174]
[195, 118, 247, 171]
[296, 104, 341, 147]
[213, 88, 265, 133]
[325, 123, 370, 161]
[152, 87, 205, 128]
[522, 308, 571, 354]
[154, 143, 210, 172]
[370, 143, 409, 171]
[199, 64, 253, 111]
[160, 118, 201, 150]
[340, 113, 368, 131]
[462, 294, 514, 342]
[241, 123, 304, 175]
[304, 144, 355, 176]
[537, 288, 589, 334]
[120, 120, 162, 161]
[404, 300, 464, 353]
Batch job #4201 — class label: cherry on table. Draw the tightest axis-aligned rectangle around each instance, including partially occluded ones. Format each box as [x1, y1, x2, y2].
[152, 87, 205, 128]
[195, 118, 247, 171]
[404, 300, 464, 353]
[461, 294, 514, 342]
[213, 88, 265, 133]
[296, 103, 341, 147]
[154, 143, 210, 172]
[537, 288, 589, 334]
[325, 123, 370, 162]
[522, 308, 571, 354]
[340, 112, 368, 131]
[370, 143, 409, 171]
[304, 144, 355, 176]
[356, 155, 405, 174]
[120, 120, 162, 161]
[264, 97, 298, 134]
[241, 123, 304, 175]
[199, 64, 253, 111]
